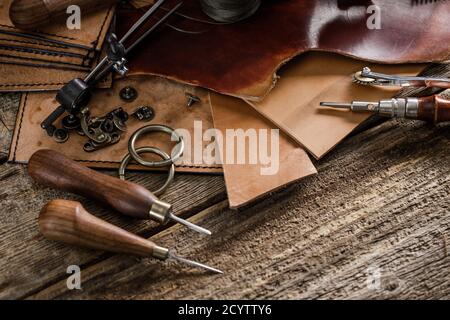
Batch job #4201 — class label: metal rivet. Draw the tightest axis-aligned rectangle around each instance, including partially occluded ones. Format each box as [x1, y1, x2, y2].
[53, 128, 69, 143]
[186, 93, 201, 107]
[120, 86, 138, 102]
[61, 115, 81, 130]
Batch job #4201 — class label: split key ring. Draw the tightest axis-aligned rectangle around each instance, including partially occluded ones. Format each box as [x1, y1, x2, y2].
[128, 124, 184, 167]
[119, 147, 175, 197]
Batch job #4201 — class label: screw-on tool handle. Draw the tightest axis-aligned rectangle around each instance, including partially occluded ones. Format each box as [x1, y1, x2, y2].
[39, 200, 169, 259]
[418, 96, 450, 124]
[29, 149, 163, 220]
[9, 0, 117, 30]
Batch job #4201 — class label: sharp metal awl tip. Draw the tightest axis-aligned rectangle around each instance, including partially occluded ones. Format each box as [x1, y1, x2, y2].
[169, 252, 223, 274]
[169, 212, 212, 236]
[320, 102, 352, 109]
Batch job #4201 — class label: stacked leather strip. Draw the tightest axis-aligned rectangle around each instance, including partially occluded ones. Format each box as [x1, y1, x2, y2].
[0, 0, 115, 91]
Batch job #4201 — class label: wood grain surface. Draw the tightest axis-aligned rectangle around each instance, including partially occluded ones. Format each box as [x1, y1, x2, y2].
[0, 67, 449, 299]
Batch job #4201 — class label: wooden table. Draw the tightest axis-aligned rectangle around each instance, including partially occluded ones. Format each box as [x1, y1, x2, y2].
[0, 73, 449, 300]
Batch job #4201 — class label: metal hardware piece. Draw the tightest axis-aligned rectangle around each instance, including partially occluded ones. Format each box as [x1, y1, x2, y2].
[77, 107, 129, 152]
[119, 147, 175, 197]
[61, 115, 81, 130]
[132, 106, 155, 121]
[120, 86, 138, 102]
[53, 128, 69, 143]
[186, 93, 201, 107]
[353, 67, 450, 88]
[128, 125, 185, 167]
[113, 58, 129, 76]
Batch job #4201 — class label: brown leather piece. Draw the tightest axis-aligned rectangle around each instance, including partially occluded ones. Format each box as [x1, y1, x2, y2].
[0, 45, 91, 69]
[118, 0, 450, 100]
[0, 0, 115, 90]
[8, 76, 222, 174]
[0, 52, 112, 91]
[0, 0, 114, 77]
[0, 32, 94, 57]
[0, 0, 115, 49]
[210, 93, 317, 209]
[246, 52, 427, 159]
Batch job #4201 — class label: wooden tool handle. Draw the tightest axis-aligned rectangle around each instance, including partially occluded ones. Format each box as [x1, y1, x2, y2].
[418, 96, 450, 124]
[39, 200, 169, 259]
[425, 80, 450, 89]
[29, 149, 158, 219]
[9, 0, 117, 30]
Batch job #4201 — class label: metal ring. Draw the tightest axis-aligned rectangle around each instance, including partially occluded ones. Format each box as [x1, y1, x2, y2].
[119, 147, 175, 197]
[128, 125, 184, 167]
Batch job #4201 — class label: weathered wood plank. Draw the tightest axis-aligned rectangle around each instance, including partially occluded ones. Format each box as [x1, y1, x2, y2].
[28, 119, 450, 300]
[1, 63, 449, 299]
[0, 165, 227, 299]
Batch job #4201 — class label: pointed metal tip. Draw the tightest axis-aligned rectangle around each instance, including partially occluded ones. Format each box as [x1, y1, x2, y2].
[169, 213, 212, 236]
[320, 102, 352, 109]
[169, 252, 223, 274]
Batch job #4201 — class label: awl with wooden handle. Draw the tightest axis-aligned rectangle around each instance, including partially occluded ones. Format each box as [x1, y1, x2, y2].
[40, 200, 222, 273]
[29, 149, 211, 235]
[9, 0, 117, 30]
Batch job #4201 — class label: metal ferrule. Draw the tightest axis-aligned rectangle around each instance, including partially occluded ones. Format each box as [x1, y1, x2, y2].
[377, 98, 418, 119]
[149, 198, 172, 224]
[152, 245, 170, 260]
[405, 98, 419, 119]
[377, 98, 403, 118]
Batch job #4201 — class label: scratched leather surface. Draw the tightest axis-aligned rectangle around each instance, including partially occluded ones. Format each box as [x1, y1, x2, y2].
[118, 0, 450, 100]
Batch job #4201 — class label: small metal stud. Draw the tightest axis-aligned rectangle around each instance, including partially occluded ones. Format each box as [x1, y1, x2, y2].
[132, 106, 155, 121]
[53, 128, 69, 143]
[186, 93, 201, 107]
[120, 86, 138, 102]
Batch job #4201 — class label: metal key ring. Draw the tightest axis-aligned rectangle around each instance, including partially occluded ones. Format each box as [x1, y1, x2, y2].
[119, 147, 175, 197]
[128, 125, 184, 167]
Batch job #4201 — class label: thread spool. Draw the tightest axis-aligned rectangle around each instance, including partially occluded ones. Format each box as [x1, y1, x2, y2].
[200, 0, 261, 23]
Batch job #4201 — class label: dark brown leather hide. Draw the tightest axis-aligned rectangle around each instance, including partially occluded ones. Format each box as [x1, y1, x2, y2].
[117, 0, 450, 100]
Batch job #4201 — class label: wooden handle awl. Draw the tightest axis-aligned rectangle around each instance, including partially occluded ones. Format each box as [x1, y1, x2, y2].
[28, 149, 165, 220]
[39, 200, 169, 259]
[9, 0, 117, 30]
[418, 95, 450, 124]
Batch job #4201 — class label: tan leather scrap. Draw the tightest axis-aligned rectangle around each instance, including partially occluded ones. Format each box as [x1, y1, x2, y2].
[0, 0, 115, 49]
[210, 93, 317, 209]
[0, 0, 115, 90]
[246, 52, 427, 159]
